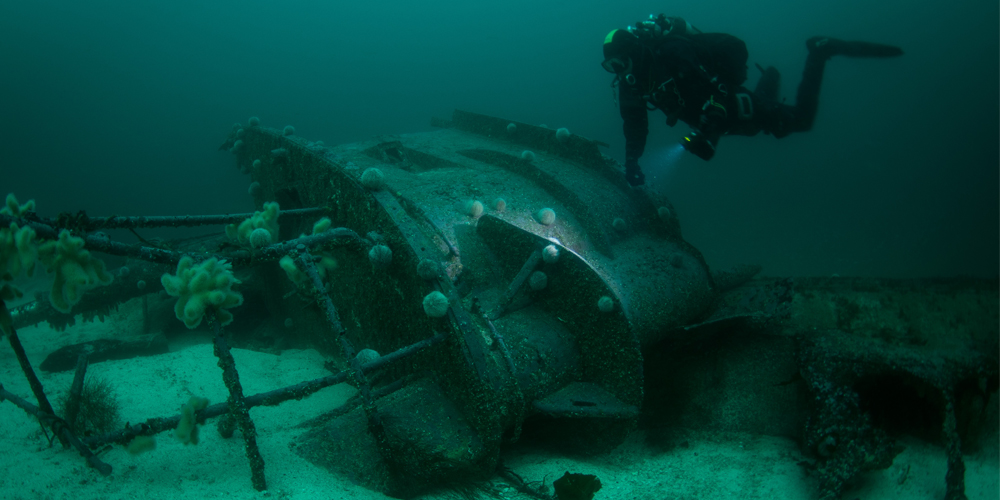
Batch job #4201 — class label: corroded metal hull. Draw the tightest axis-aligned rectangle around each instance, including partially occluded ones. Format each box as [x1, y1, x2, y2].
[234, 110, 725, 496]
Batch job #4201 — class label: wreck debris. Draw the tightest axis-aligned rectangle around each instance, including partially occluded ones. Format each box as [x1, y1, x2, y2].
[212, 321, 267, 491]
[0, 112, 994, 499]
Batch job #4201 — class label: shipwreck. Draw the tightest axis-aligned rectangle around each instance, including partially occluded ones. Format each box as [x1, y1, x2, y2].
[0, 110, 996, 500]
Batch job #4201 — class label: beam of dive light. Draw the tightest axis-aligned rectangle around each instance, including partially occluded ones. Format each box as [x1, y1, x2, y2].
[645, 143, 686, 180]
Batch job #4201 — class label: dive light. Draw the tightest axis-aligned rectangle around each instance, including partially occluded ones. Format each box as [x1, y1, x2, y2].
[681, 130, 716, 161]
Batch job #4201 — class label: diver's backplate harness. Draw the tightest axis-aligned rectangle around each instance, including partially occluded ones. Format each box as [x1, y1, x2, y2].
[604, 14, 755, 160]
[606, 15, 711, 116]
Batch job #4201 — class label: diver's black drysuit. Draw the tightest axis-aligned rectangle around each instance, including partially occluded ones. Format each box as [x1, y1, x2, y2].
[607, 23, 902, 186]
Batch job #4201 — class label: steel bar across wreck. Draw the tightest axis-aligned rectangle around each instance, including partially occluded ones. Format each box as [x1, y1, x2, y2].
[295, 249, 391, 454]
[2, 207, 327, 232]
[484, 315, 517, 376]
[0, 383, 112, 476]
[490, 250, 542, 320]
[295, 250, 347, 334]
[212, 321, 267, 491]
[0, 300, 68, 449]
[0, 210, 360, 268]
[80, 332, 447, 448]
[5, 225, 368, 334]
[0, 214, 182, 265]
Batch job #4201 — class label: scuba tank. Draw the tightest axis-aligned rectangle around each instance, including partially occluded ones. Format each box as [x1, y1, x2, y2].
[628, 14, 700, 39]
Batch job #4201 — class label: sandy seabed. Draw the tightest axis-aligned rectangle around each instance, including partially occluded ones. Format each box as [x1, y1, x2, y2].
[1, 311, 997, 500]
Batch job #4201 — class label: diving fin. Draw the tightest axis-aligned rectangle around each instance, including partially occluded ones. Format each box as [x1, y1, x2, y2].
[807, 37, 904, 59]
[754, 63, 781, 102]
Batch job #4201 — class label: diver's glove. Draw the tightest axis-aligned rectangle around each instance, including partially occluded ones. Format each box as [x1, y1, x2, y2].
[807, 37, 904, 59]
[624, 157, 646, 187]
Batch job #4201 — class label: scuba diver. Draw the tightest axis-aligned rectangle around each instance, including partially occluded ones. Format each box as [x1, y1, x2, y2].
[602, 15, 904, 186]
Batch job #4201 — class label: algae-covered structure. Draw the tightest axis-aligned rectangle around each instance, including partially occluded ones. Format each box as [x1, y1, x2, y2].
[0, 110, 996, 500]
[229, 110, 733, 494]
